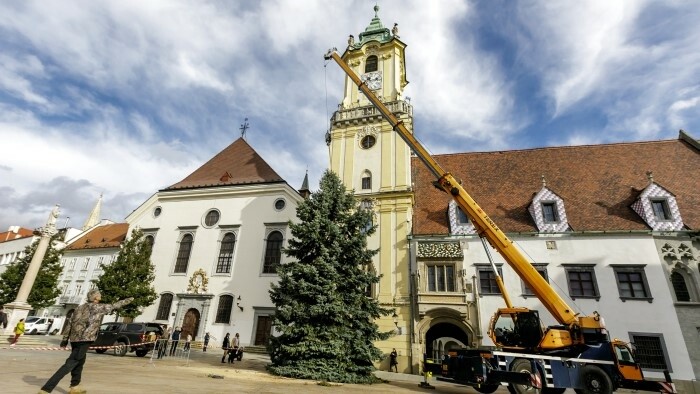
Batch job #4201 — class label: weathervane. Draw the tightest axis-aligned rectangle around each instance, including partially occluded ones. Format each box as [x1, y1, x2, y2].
[240, 117, 250, 139]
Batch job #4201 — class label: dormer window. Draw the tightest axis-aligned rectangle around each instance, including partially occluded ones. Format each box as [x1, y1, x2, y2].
[631, 181, 683, 231]
[529, 184, 569, 233]
[447, 201, 475, 235]
[541, 202, 559, 223]
[650, 199, 672, 221]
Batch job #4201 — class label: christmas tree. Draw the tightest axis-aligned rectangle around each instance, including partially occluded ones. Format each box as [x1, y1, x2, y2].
[268, 170, 392, 383]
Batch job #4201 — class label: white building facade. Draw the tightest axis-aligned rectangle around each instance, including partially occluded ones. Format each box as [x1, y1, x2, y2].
[129, 138, 305, 347]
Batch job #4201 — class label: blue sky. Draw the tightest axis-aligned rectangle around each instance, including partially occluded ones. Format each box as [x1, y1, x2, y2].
[1, 1, 699, 231]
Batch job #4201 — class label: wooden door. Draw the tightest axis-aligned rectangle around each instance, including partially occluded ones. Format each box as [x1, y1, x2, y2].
[181, 308, 200, 339]
[254, 315, 272, 346]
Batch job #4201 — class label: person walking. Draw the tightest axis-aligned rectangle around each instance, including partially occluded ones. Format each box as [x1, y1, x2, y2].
[220, 333, 230, 363]
[38, 289, 133, 394]
[0, 306, 8, 330]
[183, 333, 192, 351]
[203, 332, 210, 352]
[169, 327, 181, 356]
[10, 318, 25, 346]
[389, 348, 398, 373]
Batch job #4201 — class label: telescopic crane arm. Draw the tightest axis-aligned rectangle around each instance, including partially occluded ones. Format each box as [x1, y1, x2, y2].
[325, 49, 581, 327]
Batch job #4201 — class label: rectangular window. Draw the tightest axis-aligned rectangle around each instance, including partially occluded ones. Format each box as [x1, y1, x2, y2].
[522, 265, 548, 296]
[97, 256, 104, 268]
[69, 258, 77, 270]
[650, 199, 672, 220]
[426, 264, 455, 292]
[565, 265, 599, 299]
[613, 266, 652, 300]
[477, 266, 503, 295]
[541, 202, 559, 223]
[630, 334, 671, 371]
[361, 176, 371, 190]
[82, 257, 90, 270]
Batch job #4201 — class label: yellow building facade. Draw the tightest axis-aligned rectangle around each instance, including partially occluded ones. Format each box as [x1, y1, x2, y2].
[327, 6, 415, 372]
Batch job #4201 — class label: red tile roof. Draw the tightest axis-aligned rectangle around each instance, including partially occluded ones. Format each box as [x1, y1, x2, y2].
[412, 137, 700, 235]
[66, 223, 129, 250]
[164, 138, 284, 191]
[0, 227, 34, 243]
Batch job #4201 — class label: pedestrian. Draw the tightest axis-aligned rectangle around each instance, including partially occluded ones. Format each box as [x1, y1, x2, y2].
[157, 327, 170, 359]
[169, 327, 181, 356]
[45, 318, 54, 336]
[38, 289, 133, 394]
[10, 318, 25, 346]
[203, 332, 210, 352]
[390, 348, 398, 372]
[184, 333, 192, 351]
[0, 306, 8, 330]
[221, 333, 230, 363]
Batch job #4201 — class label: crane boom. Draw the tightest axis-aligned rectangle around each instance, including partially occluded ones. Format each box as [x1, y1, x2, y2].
[324, 49, 580, 327]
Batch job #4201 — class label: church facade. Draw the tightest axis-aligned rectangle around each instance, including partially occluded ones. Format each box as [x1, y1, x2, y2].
[128, 138, 306, 347]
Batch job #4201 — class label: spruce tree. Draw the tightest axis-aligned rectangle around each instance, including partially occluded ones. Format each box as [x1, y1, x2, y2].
[93, 228, 157, 319]
[268, 170, 392, 383]
[0, 235, 63, 309]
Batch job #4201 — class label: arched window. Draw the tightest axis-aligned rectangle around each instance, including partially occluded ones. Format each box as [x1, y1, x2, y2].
[365, 55, 378, 72]
[263, 231, 283, 274]
[174, 234, 193, 273]
[143, 235, 155, 257]
[361, 170, 372, 190]
[155, 293, 173, 320]
[216, 232, 236, 273]
[215, 295, 233, 323]
[671, 271, 690, 302]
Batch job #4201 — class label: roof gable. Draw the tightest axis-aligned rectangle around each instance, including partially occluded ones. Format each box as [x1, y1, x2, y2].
[413, 138, 700, 235]
[164, 138, 284, 191]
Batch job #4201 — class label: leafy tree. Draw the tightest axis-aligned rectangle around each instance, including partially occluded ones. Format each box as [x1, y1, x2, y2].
[93, 228, 157, 319]
[0, 235, 63, 309]
[268, 170, 392, 383]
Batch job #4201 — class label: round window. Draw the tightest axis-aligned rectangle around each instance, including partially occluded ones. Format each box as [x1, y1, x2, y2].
[274, 199, 286, 211]
[360, 135, 376, 149]
[153, 207, 162, 217]
[204, 209, 220, 226]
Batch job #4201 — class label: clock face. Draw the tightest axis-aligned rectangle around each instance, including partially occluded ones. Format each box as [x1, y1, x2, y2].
[361, 71, 382, 90]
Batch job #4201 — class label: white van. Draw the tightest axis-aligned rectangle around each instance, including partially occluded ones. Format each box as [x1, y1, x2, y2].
[24, 316, 61, 335]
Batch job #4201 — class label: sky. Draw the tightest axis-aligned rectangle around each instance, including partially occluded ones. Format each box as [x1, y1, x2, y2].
[1, 0, 699, 231]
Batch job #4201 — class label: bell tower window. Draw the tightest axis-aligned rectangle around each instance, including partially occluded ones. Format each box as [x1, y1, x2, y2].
[365, 55, 378, 72]
[361, 171, 372, 190]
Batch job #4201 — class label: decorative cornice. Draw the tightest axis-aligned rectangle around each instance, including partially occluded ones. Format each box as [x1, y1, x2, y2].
[417, 242, 463, 259]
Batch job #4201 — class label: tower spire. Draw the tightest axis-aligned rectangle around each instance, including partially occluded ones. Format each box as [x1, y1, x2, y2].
[82, 193, 103, 230]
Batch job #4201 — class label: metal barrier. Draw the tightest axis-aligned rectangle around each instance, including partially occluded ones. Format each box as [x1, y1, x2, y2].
[149, 338, 191, 366]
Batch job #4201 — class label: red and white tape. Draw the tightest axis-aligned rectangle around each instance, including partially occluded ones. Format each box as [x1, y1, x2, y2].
[1, 341, 156, 351]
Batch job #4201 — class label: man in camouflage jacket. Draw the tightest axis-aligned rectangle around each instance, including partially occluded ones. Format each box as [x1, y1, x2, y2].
[39, 289, 133, 394]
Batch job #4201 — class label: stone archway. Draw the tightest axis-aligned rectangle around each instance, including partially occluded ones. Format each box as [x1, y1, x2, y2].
[181, 308, 201, 340]
[415, 308, 477, 364]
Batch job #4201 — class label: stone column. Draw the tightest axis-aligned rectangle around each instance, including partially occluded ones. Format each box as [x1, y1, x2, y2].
[3, 205, 60, 335]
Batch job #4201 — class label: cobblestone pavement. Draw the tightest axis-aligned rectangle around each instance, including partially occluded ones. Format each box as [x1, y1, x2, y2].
[2, 337, 516, 394]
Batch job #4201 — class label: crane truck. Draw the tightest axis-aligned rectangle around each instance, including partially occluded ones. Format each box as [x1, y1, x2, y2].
[324, 48, 676, 394]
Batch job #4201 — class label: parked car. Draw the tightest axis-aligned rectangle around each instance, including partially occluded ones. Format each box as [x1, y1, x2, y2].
[93, 322, 163, 357]
[24, 316, 61, 335]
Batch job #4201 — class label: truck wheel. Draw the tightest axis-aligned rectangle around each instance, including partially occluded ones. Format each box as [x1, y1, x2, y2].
[113, 341, 128, 357]
[135, 349, 148, 357]
[475, 384, 499, 393]
[30, 329, 38, 335]
[575, 365, 613, 394]
[51, 329, 59, 335]
[508, 358, 541, 394]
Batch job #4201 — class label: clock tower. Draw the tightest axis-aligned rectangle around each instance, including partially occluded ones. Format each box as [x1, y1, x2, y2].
[327, 5, 413, 370]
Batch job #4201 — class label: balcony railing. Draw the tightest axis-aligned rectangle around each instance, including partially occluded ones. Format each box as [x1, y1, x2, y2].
[330, 100, 413, 124]
[58, 296, 83, 305]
